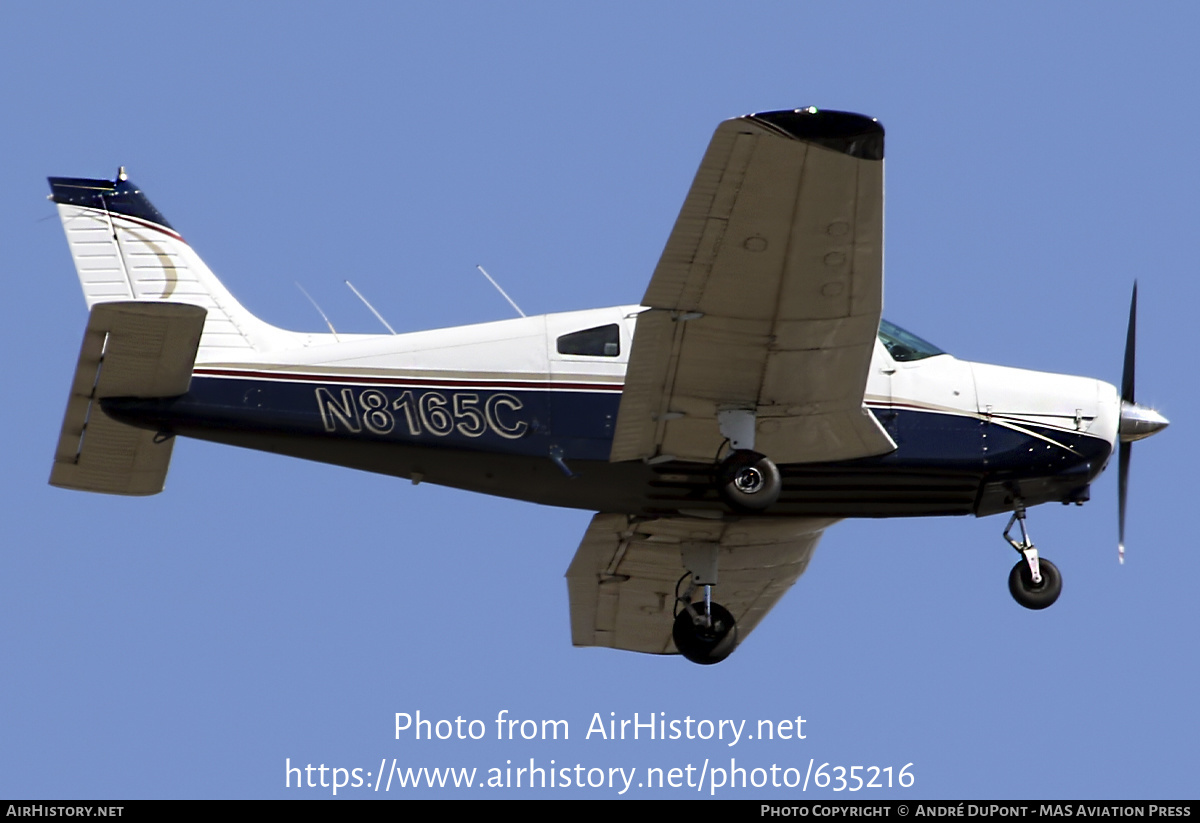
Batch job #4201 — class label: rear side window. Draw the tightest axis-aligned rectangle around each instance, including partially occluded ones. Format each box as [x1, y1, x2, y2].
[557, 324, 620, 357]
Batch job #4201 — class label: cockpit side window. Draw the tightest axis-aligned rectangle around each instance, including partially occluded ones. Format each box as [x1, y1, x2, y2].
[878, 319, 945, 362]
[557, 324, 620, 357]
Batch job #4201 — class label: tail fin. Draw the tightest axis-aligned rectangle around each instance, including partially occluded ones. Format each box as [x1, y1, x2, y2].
[48, 171, 307, 359]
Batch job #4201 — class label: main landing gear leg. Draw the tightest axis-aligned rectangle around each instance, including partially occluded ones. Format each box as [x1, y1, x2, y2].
[672, 544, 738, 665]
[1003, 505, 1062, 610]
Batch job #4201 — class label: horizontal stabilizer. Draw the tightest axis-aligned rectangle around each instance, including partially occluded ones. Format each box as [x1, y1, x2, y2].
[50, 302, 206, 495]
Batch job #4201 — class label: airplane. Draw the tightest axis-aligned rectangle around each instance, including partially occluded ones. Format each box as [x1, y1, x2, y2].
[46, 107, 1169, 665]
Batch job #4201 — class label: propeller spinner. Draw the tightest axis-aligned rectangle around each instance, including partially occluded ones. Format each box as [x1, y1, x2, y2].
[1117, 283, 1170, 563]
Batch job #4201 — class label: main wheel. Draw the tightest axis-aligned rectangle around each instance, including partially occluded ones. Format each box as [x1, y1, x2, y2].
[716, 450, 781, 512]
[1008, 557, 1062, 610]
[672, 602, 738, 665]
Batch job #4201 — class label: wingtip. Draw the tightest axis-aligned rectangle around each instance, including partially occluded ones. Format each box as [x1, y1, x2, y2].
[746, 109, 884, 161]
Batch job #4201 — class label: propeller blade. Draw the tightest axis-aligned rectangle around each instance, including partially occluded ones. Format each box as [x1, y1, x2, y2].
[1118, 283, 1137, 564]
[1118, 440, 1130, 565]
[1115, 282, 1168, 563]
[1121, 282, 1137, 404]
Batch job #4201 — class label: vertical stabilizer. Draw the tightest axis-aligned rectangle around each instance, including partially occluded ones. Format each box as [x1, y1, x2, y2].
[49, 174, 308, 360]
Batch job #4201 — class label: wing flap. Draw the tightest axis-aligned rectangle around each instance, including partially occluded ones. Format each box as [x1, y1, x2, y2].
[50, 301, 206, 496]
[566, 514, 833, 655]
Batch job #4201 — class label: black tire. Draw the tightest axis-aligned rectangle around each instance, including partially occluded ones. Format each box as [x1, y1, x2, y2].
[1008, 557, 1062, 610]
[672, 602, 739, 665]
[716, 450, 781, 512]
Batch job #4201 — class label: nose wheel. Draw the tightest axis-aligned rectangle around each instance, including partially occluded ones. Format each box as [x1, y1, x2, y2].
[1003, 507, 1062, 610]
[1008, 557, 1062, 610]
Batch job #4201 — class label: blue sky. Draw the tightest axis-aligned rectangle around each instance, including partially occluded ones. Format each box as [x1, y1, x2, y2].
[2, 3, 1195, 799]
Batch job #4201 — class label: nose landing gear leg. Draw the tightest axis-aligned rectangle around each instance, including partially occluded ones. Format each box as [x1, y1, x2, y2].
[1003, 505, 1062, 610]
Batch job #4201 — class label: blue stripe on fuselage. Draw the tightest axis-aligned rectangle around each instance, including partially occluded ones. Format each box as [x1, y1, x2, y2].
[100, 375, 1111, 484]
[869, 403, 1109, 483]
[104, 375, 621, 462]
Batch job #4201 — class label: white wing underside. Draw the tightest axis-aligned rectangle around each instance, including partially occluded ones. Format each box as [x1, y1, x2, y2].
[574, 111, 894, 653]
[566, 514, 833, 654]
[611, 112, 895, 465]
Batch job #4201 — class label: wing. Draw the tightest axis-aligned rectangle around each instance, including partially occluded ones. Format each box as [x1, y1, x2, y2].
[565, 513, 833, 654]
[611, 109, 895, 464]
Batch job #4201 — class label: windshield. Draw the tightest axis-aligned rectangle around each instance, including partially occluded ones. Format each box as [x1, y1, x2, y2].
[878, 319, 945, 362]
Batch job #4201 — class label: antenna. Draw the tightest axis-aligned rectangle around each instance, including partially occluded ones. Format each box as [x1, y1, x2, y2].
[295, 283, 339, 340]
[476, 265, 526, 318]
[345, 280, 397, 335]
